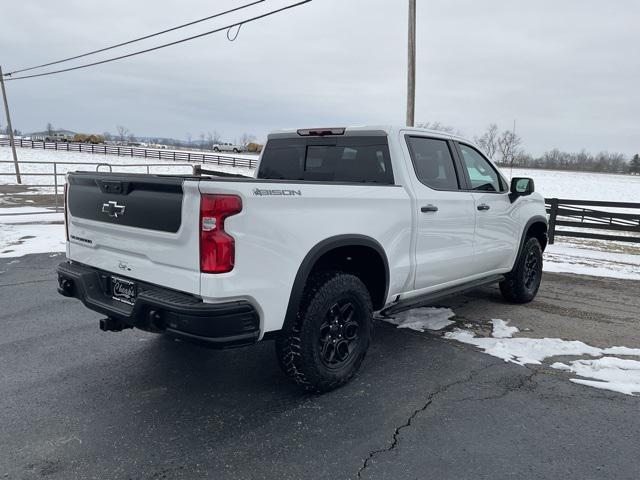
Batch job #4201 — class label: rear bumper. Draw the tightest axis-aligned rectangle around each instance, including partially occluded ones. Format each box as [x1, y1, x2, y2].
[56, 261, 260, 349]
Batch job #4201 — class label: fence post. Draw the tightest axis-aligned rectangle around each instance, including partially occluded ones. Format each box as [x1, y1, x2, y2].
[548, 198, 559, 245]
[53, 163, 59, 212]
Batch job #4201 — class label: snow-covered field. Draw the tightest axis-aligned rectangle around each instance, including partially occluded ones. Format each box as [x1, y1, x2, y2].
[2, 147, 638, 202]
[508, 168, 640, 203]
[0, 146, 257, 190]
[1, 148, 638, 280]
[383, 309, 640, 396]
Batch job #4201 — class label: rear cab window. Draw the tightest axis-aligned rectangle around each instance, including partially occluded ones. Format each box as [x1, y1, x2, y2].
[258, 136, 394, 184]
[405, 136, 460, 190]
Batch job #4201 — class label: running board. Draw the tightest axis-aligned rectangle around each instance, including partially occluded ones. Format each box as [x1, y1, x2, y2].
[380, 274, 505, 317]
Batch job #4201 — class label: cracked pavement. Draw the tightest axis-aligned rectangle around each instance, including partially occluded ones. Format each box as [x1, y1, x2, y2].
[1, 254, 639, 479]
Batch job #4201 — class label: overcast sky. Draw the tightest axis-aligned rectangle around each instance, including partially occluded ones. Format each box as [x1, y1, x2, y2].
[1, 0, 638, 155]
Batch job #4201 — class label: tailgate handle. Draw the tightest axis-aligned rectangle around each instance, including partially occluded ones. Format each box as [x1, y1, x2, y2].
[99, 180, 125, 194]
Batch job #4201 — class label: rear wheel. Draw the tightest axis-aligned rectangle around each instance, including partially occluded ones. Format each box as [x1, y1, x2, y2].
[275, 272, 373, 392]
[500, 237, 543, 303]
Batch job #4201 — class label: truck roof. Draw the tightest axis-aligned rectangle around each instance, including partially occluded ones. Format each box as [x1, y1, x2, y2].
[268, 125, 470, 144]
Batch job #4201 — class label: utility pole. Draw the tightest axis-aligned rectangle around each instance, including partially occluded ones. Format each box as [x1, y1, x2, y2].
[406, 0, 416, 127]
[0, 66, 21, 184]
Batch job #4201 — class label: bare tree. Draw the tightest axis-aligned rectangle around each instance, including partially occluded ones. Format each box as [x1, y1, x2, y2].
[46, 122, 55, 136]
[417, 121, 461, 135]
[240, 133, 256, 148]
[116, 126, 129, 144]
[497, 129, 522, 166]
[475, 123, 499, 160]
[207, 131, 221, 149]
[186, 133, 192, 148]
[630, 154, 640, 174]
[127, 133, 136, 144]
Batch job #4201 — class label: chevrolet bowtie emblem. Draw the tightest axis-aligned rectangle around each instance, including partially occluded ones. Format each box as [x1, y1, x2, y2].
[102, 201, 126, 218]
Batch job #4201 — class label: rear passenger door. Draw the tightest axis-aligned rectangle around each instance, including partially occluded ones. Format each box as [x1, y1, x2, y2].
[404, 135, 477, 290]
[455, 142, 519, 273]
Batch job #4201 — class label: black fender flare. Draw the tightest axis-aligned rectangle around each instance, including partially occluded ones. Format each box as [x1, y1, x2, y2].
[512, 215, 548, 269]
[282, 234, 390, 330]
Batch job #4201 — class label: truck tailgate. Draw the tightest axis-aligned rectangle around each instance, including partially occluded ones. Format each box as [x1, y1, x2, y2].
[66, 172, 201, 295]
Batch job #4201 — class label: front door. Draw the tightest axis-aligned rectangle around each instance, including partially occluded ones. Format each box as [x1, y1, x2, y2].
[455, 142, 519, 273]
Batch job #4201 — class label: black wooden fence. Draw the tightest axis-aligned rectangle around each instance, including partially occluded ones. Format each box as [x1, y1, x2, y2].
[545, 198, 640, 244]
[0, 138, 259, 169]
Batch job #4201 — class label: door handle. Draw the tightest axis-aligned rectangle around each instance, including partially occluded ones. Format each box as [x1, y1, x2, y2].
[421, 204, 438, 213]
[477, 203, 490, 211]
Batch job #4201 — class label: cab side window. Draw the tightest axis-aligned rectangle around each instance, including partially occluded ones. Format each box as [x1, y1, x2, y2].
[458, 144, 505, 192]
[406, 136, 460, 190]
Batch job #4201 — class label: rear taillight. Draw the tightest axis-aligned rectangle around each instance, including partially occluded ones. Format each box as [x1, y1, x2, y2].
[200, 194, 242, 273]
[64, 182, 69, 241]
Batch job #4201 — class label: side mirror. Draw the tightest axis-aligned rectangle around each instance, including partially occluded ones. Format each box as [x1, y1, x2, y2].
[509, 177, 534, 203]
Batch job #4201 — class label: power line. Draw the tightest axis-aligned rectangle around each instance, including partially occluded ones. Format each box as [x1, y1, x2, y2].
[5, 1, 311, 82]
[4, 0, 265, 77]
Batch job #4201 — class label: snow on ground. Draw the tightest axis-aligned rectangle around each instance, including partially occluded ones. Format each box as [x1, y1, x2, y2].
[509, 168, 640, 204]
[0, 146, 256, 192]
[444, 318, 640, 396]
[544, 243, 640, 280]
[552, 357, 640, 396]
[0, 223, 65, 258]
[0, 206, 64, 224]
[0, 207, 65, 257]
[382, 307, 455, 332]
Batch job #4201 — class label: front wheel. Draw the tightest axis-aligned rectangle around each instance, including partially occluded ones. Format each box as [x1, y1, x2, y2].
[500, 237, 543, 303]
[275, 272, 373, 393]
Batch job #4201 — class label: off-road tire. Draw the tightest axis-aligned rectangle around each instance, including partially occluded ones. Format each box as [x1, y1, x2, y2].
[275, 271, 373, 393]
[500, 237, 543, 303]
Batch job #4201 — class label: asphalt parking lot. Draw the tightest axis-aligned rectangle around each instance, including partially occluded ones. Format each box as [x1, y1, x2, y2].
[1, 253, 639, 479]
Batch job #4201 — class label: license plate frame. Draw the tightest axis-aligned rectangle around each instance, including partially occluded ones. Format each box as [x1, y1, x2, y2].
[110, 276, 137, 305]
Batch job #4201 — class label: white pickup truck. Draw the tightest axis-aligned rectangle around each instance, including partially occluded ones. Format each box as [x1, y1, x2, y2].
[57, 126, 548, 392]
[212, 143, 245, 153]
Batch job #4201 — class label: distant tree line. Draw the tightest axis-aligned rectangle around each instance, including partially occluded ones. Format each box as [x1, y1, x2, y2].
[420, 121, 639, 175]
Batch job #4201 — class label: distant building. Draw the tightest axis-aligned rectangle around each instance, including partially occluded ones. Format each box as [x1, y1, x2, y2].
[30, 129, 77, 142]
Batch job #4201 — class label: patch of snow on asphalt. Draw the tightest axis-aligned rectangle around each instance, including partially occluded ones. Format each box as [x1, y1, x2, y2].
[490, 319, 519, 338]
[0, 207, 66, 258]
[445, 329, 603, 366]
[383, 307, 455, 332]
[445, 319, 640, 396]
[0, 223, 65, 258]
[551, 358, 640, 396]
